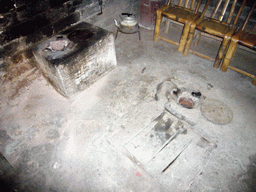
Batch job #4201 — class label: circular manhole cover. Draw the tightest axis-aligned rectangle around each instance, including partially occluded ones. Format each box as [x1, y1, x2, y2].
[201, 99, 233, 124]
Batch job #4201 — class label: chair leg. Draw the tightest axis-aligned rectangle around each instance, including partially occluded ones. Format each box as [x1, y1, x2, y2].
[220, 39, 238, 72]
[214, 35, 231, 68]
[164, 19, 170, 33]
[183, 22, 196, 56]
[193, 31, 201, 46]
[178, 20, 192, 53]
[252, 76, 256, 85]
[154, 9, 162, 42]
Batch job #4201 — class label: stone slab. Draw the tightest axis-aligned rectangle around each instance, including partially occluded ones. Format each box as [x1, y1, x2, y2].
[165, 100, 201, 126]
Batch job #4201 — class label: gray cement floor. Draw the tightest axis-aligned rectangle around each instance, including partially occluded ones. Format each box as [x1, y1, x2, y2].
[1, 25, 256, 191]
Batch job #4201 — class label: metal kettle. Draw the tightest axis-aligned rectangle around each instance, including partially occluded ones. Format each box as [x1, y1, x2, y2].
[114, 13, 139, 33]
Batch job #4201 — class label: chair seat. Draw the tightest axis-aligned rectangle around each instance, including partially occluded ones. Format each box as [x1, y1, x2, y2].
[196, 19, 231, 37]
[240, 32, 256, 49]
[163, 6, 200, 23]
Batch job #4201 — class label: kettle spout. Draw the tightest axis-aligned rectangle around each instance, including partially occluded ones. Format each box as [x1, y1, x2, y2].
[113, 19, 120, 28]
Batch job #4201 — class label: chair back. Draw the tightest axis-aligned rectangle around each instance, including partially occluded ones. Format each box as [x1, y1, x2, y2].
[206, 0, 247, 26]
[241, 1, 256, 32]
[167, 0, 202, 13]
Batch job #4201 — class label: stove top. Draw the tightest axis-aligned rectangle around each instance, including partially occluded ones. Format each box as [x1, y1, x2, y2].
[34, 22, 109, 65]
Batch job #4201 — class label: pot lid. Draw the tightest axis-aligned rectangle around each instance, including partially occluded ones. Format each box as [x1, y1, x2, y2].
[121, 16, 137, 26]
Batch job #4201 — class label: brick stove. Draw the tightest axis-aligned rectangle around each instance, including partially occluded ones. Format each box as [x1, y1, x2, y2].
[33, 22, 117, 98]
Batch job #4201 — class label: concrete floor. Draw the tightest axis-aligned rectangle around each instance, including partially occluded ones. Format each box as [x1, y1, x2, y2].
[1, 25, 256, 191]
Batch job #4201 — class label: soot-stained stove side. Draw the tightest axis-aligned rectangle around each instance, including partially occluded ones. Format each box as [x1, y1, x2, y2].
[33, 22, 117, 98]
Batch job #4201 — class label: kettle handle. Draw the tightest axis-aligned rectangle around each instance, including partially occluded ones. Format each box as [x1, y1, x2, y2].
[122, 13, 133, 17]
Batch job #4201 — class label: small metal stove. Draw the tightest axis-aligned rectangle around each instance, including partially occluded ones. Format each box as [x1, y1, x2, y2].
[33, 22, 117, 98]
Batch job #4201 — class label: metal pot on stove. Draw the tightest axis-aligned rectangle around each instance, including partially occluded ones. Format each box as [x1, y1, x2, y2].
[114, 13, 139, 33]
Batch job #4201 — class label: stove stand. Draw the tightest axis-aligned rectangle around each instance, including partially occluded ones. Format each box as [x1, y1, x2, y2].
[115, 26, 141, 41]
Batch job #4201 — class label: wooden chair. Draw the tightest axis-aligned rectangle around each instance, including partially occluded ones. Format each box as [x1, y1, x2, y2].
[154, 0, 210, 53]
[220, 1, 256, 85]
[183, 0, 247, 68]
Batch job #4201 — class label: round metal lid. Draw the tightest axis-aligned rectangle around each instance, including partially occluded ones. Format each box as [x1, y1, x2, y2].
[201, 99, 233, 124]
